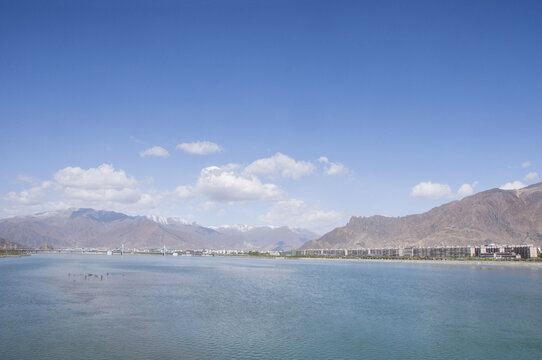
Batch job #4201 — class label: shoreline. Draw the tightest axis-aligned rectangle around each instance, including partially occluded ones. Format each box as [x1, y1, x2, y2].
[287, 256, 542, 267]
[18, 252, 542, 267]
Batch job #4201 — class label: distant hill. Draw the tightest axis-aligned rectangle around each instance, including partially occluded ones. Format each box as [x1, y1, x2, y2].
[301, 182, 542, 250]
[0, 208, 317, 250]
[208, 224, 317, 251]
[0, 237, 24, 250]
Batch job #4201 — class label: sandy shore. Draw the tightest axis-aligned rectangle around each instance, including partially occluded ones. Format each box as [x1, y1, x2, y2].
[288, 257, 542, 268]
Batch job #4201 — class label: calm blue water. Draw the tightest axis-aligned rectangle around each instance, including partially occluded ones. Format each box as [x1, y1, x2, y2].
[1, 255, 541, 360]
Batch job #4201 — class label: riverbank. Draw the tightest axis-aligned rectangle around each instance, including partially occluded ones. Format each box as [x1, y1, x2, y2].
[287, 256, 542, 267]
[0, 250, 31, 258]
[6, 252, 542, 267]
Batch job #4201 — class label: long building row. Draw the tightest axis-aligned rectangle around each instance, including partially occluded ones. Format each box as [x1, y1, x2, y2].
[289, 244, 539, 259]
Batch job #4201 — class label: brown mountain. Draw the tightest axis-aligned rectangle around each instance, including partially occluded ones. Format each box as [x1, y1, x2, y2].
[0, 208, 315, 250]
[0, 209, 209, 249]
[301, 182, 542, 250]
[0, 237, 24, 250]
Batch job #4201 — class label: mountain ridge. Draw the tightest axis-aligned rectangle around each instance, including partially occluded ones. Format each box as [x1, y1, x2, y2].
[301, 182, 542, 249]
[0, 208, 317, 251]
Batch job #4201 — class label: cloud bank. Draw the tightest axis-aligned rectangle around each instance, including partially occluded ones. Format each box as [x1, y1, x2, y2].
[176, 165, 283, 203]
[3, 164, 157, 215]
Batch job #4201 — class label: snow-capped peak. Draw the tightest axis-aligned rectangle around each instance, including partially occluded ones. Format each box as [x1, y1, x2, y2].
[208, 224, 282, 232]
[146, 215, 189, 225]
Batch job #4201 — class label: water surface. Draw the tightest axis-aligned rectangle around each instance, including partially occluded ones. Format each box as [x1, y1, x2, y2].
[1, 255, 541, 359]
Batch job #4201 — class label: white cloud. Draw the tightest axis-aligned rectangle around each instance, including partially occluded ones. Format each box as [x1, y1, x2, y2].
[245, 153, 314, 179]
[259, 199, 344, 234]
[175, 153, 314, 204]
[54, 164, 158, 209]
[318, 156, 329, 163]
[325, 162, 346, 175]
[456, 181, 478, 199]
[61, 187, 142, 204]
[54, 164, 138, 190]
[318, 156, 348, 175]
[411, 181, 479, 200]
[522, 161, 531, 168]
[2, 164, 159, 216]
[410, 182, 452, 199]
[500, 181, 526, 190]
[524, 172, 539, 182]
[176, 141, 222, 155]
[177, 165, 283, 203]
[139, 146, 170, 158]
[4, 181, 53, 206]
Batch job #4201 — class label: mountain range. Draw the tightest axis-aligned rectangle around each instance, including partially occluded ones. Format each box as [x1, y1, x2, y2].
[302, 182, 542, 249]
[0, 208, 317, 251]
[2, 182, 541, 252]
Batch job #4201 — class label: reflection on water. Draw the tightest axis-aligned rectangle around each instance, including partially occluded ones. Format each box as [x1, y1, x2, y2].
[1, 255, 541, 360]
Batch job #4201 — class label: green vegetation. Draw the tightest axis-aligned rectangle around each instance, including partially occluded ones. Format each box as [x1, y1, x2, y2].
[0, 249, 30, 257]
[247, 251, 274, 257]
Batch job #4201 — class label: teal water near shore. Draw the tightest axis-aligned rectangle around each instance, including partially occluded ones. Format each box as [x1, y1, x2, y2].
[1, 254, 541, 359]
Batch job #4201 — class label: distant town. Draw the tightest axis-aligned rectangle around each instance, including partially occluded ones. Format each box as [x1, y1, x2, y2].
[7, 244, 540, 260]
[289, 244, 539, 259]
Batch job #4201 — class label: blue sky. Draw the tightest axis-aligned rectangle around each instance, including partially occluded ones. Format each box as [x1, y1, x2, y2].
[1, 0, 541, 233]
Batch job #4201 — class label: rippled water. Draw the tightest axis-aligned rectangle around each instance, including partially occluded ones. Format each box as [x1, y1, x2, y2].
[1, 255, 541, 359]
